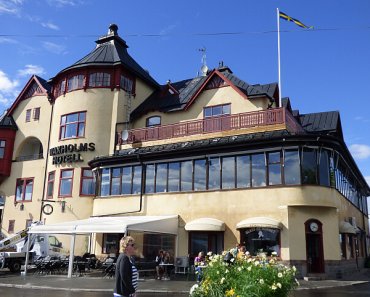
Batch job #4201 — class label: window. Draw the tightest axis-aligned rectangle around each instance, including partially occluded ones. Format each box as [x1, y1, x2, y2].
[46, 171, 55, 199]
[194, 159, 206, 191]
[204, 104, 231, 118]
[268, 151, 282, 186]
[251, 153, 266, 187]
[189, 232, 223, 258]
[284, 149, 301, 185]
[168, 162, 180, 192]
[120, 74, 134, 93]
[236, 155, 251, 188]
[89, 72, 111, 87]
[301, 147, 318, 184]
[26, 109, 31, 122]
[80, 168, 95, 196]
[68, 75, 84, 91]
[241, 228, 280, 256]
[33, 107, 40, 120]
[100, 168, 110, 196]
[146, 116, 161, 127]
[319, 149, 330, 186]
[222, 156, 235, 189]
[111, 168, 122, 195]
[156, 163, 167, 193]
[60, 111, 86, 140]
[59, 169, 73, 197]
[145, 164, 155, 194]
[208, 157, 220, 190]
[8, 220, 15, 234]
[102, 233, 124, 254]
[0, 140, 5, 158]
[15, 178, 34, 202]
[180, 161, 192, 191]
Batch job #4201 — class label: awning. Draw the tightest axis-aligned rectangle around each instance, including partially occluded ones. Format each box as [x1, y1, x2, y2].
[185, 218, 225, 231]
[28, 215, 178, 235]
[236, 217, 283, 229]
[339, 221, 356, 234]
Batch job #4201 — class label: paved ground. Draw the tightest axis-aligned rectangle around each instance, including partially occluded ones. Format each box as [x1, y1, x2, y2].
[0, 268, 369, 295]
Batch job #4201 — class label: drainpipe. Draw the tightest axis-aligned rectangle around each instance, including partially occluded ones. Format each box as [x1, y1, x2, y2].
[39, 97, 54, 221]
[92, 154, 144, 217]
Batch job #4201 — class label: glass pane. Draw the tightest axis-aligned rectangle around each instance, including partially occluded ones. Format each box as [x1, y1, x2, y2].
[60, 126, 65, 139]
[319, 149, 330, 186]
[60, 115, 66, 125]
[65, 123, 77, 138]
[78, 123, 85, 137]
[208, 157, 220, 190]
[284, 149, 301, 185]
[222, 104, 231, 115]
[83, 169, 93, 178]
[100, 168, 110, 196]
[204, 107, 212, 118]
[79, 112, 86, 121]
[156, 163, 167, 193]
[251, 153, 266, 187]
[60, 180, 72, 196]
[111, 177, 121, 195]
[145, 164, 155, 194]
[268, 151, 282, 185]
[212, 106, 222, 116]
[66, 113, 78, 123]
[243, 229, 280, 256]
[222, 156, 235, 189]
[180, 161, 192, 191]
[122, 167, 132, 194]
[132, 165, 142, 194]
[237, 155, 250, 188]
[81, 179, 95, 195]
[194, 159, 206, 191]
[16, 180, 24, 201]
[147, 117, 160, 127]
[302, 148, 318, 184]
[168, 162, 180, 192]
[190, 233, 208, 256]
[62, 170, 73, 178]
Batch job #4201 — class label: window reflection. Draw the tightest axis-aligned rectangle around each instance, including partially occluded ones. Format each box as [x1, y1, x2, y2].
[251, 154, 266, 187]
[222, 156, 235, 189]
[241, 228, 280, 256]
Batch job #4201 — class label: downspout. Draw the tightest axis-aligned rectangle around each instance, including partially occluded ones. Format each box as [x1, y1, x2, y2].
[39, 96, 54, 221]
[92, 154, 144, 217]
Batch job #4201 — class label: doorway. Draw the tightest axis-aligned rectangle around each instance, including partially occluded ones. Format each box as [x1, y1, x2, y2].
[305, 219, 324, 273]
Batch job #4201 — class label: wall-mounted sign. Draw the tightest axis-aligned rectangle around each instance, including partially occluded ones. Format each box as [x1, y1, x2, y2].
[49, 142, 95, 165]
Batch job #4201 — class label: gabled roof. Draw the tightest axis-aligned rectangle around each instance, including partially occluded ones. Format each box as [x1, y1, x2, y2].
[56, 24, 159, 89]
[130, 66, 278, 120]
[0, 115, 18, 130]
[299, 111, 343, 139]
[7, 75, 51, 116]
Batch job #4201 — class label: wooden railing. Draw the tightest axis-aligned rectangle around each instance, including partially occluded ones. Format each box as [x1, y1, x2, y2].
[118, 108, 303, 144]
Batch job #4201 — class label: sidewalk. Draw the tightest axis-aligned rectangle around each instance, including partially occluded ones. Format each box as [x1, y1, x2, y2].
[0, 269, 369, 294]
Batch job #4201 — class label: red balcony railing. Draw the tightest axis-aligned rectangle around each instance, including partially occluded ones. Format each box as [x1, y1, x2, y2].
[118, 108, 303, 144]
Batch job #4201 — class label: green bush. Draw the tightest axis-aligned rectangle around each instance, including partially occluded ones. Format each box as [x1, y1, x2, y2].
[190, 250, 298, 297]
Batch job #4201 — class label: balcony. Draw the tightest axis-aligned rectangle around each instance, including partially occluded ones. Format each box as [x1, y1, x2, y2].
[118, 107, 303, 145]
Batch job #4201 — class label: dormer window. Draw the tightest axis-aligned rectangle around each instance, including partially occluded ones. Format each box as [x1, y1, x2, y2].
[89, 72, 111, 87]
[146, 116, 161, 127]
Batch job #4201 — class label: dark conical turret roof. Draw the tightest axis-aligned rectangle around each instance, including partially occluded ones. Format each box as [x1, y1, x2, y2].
[57, 24, 159, 88]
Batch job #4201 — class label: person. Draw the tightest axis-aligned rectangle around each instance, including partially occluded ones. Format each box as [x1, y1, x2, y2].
[237, 245, 247, 259]
[114, 236, 138, 297]
[194, 251, 205, 282]
[155, 250, 165, 280]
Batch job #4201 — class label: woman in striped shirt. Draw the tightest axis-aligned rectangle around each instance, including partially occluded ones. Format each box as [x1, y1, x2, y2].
[114, 236, 138, 297]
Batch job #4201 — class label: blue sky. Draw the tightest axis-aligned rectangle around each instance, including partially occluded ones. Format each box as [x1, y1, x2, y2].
[0, 0, 369, 186]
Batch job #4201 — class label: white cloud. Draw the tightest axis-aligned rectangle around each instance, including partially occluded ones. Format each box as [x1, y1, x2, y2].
[0, 0, 21, 14]
[47, 0, 79, 7]
[349, 144, 370, 160]
[17, 64, 45, 77]
[0, 37, 17, 44]
[41, 21, 60, 31]
[0, 93, 11, 106]
[42, 41, 66, 54]
[0, 70, 19, 93]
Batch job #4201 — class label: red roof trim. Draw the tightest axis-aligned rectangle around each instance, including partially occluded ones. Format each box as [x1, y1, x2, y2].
[7, 75, 49, 116]
[184, 69, 248, 111]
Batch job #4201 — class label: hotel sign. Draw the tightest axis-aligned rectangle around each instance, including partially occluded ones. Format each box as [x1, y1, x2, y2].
[50, 142, 95, 165]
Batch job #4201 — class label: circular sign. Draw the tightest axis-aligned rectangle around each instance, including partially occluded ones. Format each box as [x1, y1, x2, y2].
[42, 203, 53, 215]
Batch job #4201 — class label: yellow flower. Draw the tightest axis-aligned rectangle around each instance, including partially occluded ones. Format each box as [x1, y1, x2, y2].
[225, 288, 235, 296]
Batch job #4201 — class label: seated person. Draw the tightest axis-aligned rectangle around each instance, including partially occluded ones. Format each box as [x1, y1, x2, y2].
[237, 245, 247, 259]
[194, 251, 205, 282]
[155, 250, 165, 279]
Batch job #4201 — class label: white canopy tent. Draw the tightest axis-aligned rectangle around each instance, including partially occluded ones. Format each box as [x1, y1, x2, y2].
[25, 215, 178, 277]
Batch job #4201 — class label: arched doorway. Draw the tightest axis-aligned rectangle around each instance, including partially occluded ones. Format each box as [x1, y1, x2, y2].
[305, 219, 324, 273]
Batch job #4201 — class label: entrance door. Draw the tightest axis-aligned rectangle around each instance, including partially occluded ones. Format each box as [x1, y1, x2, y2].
[305, 220, 324, 273]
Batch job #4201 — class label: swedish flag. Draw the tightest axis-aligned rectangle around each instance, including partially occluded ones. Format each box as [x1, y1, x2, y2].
[279, 11, 313, 29]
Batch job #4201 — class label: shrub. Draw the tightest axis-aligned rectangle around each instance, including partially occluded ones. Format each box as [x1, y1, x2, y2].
[190, 250, 298, 297]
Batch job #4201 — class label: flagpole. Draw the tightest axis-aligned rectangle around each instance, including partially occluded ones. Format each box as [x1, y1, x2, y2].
[277, 8, 282, 108]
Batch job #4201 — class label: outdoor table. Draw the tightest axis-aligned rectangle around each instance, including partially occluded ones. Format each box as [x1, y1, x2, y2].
[159, 263, 174, 280]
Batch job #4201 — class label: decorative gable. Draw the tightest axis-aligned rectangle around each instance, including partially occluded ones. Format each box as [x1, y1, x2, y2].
[23, 81, 45, 100]
[204, 75, 228, 90]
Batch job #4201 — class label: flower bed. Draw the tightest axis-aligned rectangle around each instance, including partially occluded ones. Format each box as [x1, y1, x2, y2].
[190, 251, 298, 297]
